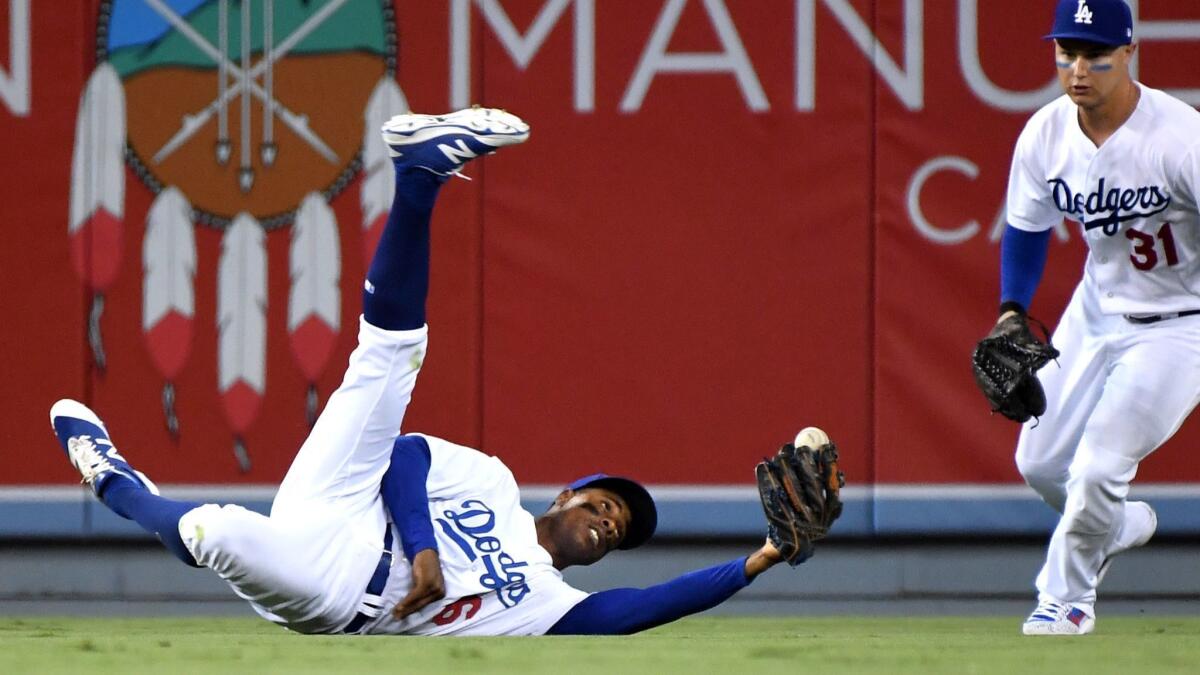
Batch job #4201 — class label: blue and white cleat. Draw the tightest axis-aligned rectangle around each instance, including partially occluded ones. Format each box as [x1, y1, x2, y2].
[381, 107, 530, 178]
[49, 399, 158, 497]
[1021, 598, 1094, 636]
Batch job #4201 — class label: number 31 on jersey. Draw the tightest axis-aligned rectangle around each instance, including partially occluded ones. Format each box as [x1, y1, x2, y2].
[1127, 223, 1180, 271]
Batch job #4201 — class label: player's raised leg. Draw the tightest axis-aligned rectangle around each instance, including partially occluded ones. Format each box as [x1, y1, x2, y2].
[271, 107, 530, 518]
[49, 399, 200, 567]
[365, 107, 530, 331]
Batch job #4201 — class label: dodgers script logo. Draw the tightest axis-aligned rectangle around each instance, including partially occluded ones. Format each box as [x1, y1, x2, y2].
[1048, 177, 1172, 235]
[436, 500, 531, 609]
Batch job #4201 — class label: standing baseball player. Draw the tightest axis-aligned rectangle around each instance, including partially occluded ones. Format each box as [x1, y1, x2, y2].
[49, 107, 842, 635]
[981, 0, 1200, 635]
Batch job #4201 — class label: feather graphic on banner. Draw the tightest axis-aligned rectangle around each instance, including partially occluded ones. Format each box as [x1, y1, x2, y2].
[360, 77, 409, 264]
[289, 193, 342, 426]
[218, 214, 267, 472]
[142, 187, 196, 439]
[69, 63, 126, 371]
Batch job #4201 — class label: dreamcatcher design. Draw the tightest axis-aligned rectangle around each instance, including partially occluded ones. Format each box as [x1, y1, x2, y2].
[69, 0, 407, 471]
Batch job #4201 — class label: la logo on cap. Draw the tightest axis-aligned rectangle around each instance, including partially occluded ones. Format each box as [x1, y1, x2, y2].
[1074, 0, 1094, 25]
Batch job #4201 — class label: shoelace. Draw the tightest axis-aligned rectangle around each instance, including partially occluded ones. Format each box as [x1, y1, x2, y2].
[67, 435, 115, 485]
[411, 164, 474, 181]
[1029, 600, 1069, 622]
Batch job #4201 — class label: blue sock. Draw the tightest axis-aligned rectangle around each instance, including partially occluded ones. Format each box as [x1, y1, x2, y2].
[362, 169, 442, 330]
[102, 477, 202, 568]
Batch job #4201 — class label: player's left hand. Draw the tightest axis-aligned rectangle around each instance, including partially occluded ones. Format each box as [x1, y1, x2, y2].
[755, 435, 845, 566]
[392, 548, 446, 619]
[744, 537, 785, 579]
[971, 312, 1059, 423]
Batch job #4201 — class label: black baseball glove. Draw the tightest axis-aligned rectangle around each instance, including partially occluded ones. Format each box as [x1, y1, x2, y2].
[971, 313, 1059, 423]
[755, 440, 844, 566]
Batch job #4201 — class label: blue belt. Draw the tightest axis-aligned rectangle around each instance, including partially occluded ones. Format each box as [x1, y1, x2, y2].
[341, 527, 394, 635]
[1125, 309, 1200, 324]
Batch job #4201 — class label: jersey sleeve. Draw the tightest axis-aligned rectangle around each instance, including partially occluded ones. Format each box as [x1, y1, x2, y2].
[545, 556, 752, 635]
[381, 436, 438, 561]
[1006, 120, 1061, 233]
[1178, 144, 1200, 211]
[999, 225, 1052, 311]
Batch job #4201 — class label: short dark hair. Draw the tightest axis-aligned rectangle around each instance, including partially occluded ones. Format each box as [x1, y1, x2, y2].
[1055, 38, 1121, 55]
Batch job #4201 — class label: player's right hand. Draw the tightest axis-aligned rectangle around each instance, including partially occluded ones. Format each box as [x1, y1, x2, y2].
[392, 548, 446, 620]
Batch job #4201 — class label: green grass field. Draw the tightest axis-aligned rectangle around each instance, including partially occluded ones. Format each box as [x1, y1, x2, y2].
[2, 616, 1198, 674]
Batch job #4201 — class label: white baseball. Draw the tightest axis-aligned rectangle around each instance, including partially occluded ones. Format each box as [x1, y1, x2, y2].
[793, 426, 830, 448]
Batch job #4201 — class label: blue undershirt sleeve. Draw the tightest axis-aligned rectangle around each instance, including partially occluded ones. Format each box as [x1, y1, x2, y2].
[380, 435, 439, 562]
[545, 556, 753, 635]
[999, 224, 1052, 313]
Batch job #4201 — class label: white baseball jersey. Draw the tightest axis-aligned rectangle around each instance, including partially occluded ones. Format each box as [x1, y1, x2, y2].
[1007, 83, 1200, 315]
[178, 318, 586, 636]
[363, 435, 587, 636]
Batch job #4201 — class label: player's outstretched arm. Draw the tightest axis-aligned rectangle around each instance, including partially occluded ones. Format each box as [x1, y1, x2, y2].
[546, 538, 782, 636]
[545, 553, 765, 636]
[548, 433, 842, 636]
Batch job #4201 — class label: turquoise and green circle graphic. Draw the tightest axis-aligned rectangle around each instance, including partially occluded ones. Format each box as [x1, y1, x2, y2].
[98, 0, 397, 228]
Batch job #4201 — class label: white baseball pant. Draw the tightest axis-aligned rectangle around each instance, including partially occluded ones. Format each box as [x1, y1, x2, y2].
[176, 318, 427, 633]
[1015, 281, 1200, 612]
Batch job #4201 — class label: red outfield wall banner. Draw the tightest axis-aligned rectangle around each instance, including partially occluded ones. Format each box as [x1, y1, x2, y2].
[1, 1, 1198, 497]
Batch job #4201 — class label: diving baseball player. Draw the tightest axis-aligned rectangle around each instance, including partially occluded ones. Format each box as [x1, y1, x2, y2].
[983, 0, 1200, 635]
[48, 107, 836, 635]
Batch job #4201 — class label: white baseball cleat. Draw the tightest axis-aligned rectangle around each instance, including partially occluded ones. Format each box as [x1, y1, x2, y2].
[1021, 598, 1094, 636]
[1097, 501, 1157, 585]
[381, 107, 530, 178]
[49, 399, 158, 497]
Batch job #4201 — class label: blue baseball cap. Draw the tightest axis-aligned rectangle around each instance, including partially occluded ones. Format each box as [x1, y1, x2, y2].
[566, 473, 657, 550]
[1046, 0, 1133, 47]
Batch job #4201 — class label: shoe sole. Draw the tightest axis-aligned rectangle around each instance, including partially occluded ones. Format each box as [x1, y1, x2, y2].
[1022, 621, 1094, 636]
[381, 108, 530, 152]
